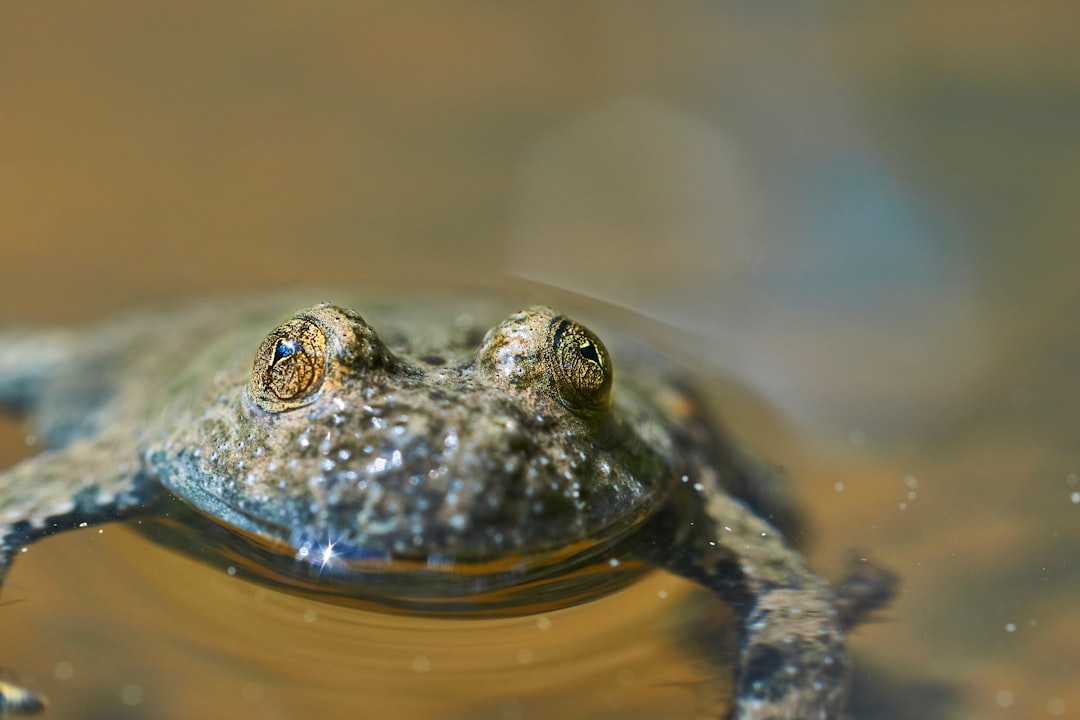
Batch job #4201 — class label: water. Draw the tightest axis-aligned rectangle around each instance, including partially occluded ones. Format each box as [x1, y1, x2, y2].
[1, 3, 1077, 719]
[2, 524, 733, 719]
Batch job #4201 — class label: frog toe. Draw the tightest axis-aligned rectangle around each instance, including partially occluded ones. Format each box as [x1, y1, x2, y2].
[0, 680, 47, 716]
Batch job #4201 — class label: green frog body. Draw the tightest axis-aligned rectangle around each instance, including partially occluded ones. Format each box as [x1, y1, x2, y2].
[0, 296, 893, 719]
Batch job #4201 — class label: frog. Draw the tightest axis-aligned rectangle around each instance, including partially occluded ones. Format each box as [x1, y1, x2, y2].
[0, 295, 894, 719]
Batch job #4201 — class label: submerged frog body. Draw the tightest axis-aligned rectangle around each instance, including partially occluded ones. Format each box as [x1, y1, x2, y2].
[0, 296, 893, 719]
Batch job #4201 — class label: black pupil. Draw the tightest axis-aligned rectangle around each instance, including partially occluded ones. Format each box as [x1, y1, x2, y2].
[579, 340, 600, 364]
[273, 338, 298, 364]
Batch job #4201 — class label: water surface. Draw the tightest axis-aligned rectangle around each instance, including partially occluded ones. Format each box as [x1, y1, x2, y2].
[0, 3, 1076, 719]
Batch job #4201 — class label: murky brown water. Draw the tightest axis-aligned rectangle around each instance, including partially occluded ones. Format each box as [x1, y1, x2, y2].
[1, 3, 1077, 719]
[3, 523, 734, 719]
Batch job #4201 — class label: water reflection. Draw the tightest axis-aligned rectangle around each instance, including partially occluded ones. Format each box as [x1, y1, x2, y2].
[2, 525, 733, 719]
[0, 2, 1077, 719]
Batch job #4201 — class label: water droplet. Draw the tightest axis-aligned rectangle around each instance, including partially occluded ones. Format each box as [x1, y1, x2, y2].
[120, 685, 144, 707]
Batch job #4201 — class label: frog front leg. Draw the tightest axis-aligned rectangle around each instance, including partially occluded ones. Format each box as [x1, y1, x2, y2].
[0, 329, 75, 412]
[0, 433, 157, 715]
[639, 476, 859, 720]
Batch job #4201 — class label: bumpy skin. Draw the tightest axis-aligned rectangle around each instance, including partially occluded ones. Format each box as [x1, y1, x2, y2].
[0, 295, 884, 719]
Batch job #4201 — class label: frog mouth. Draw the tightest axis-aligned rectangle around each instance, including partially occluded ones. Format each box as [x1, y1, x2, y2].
[140, 489, 654, 617]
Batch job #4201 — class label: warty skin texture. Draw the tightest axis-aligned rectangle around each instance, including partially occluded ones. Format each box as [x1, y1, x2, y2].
[0, 295, 895, 719]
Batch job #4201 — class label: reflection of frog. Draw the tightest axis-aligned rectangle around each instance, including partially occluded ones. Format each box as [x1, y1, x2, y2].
[0, 298, 894, 718]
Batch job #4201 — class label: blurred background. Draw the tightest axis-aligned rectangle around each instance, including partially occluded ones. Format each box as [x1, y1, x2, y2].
[0, 2, 1076, 719]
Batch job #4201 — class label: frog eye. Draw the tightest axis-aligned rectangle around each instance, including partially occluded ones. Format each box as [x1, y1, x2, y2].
[476, 307, 613, 418]
[249, 318, 328, 411]
[548, 317, 612, 414]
